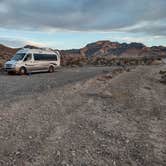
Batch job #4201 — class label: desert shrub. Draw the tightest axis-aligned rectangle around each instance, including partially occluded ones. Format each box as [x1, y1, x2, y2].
[61, 54, 88, 66]
[60, 52, 165, 67]
[89, 55, 163, 66]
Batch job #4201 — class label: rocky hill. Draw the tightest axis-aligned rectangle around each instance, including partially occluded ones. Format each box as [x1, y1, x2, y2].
[0, 44, 18, 60]
[60, 40, 166, 66]
[0, 40, 166, 67]
[61, 40, 166, 58]
[0, 44, 18, 68]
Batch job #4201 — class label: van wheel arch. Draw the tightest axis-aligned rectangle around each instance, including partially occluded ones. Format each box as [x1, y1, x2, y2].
[19, 67, 27, 75]
[48, 65, 55, 73]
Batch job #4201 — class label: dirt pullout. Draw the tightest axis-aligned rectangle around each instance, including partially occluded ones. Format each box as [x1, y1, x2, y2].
[0, 65, 166, 166]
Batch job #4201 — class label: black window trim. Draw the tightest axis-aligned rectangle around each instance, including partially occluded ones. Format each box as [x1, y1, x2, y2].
[34, 53, 58, 61]
[24, 53, 32, 61]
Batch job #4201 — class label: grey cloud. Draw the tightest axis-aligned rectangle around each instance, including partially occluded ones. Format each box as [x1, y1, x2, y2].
[122, 19, 166, 36]
[136, 25, 166, 36]
[0, 0, 166, 35]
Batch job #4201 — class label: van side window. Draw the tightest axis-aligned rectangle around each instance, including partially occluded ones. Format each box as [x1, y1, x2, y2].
[34, 54, 40, 61]
[24, 54, 32, 61]
[34, 54, 57, 61]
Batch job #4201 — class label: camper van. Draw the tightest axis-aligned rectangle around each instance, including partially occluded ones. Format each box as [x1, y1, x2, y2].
[4, 48, 61, 75]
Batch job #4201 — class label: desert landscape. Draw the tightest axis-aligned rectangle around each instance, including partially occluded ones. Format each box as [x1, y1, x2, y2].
[0, 63, 166, 165]
[0, 0, 166, 165]
[1, 41, 166, 68]
[0, 40, 166, 165]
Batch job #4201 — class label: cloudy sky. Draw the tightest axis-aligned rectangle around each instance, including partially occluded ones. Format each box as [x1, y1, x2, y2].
[0, 0, 166, 49]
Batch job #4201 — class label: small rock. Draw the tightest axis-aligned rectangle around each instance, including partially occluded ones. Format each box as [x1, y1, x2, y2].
[57, 151, 61, 156]
[61, 160, 69, 166]
[71, 151, 76, 156]
[126, 139, 130, 143]
[85, 149, 89, 153]
[15, 151, 21, 155]
[92, 131, 96, 135]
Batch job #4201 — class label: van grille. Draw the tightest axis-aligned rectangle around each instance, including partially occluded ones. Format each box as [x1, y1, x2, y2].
[6, 64, 12, 68]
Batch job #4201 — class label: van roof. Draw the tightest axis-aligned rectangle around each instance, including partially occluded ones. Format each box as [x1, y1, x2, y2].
[17, 48, 59, 55]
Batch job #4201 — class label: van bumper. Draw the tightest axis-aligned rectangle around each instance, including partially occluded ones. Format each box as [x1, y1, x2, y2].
[4, 67, 20, 73]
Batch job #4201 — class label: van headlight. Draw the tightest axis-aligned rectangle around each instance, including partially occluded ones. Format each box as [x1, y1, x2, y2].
[12, 64, 16, 68]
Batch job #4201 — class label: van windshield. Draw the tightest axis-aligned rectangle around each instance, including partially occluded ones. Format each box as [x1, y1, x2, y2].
[11, 53, 26, 61]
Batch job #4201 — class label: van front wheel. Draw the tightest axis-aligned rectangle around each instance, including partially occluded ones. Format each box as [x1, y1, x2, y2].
[19, 67, 27, 75]
[48, 66, 55, 73]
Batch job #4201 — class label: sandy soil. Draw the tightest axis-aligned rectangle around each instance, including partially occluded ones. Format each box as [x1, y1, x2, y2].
[0, 65, 166, 166]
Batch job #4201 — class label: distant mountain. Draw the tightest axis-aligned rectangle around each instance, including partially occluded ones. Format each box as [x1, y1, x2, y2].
[0, 40, 166, 67]
[61, 40, 166, 58]
[0, 44, 19, 67]
[0, 44, 18, 60]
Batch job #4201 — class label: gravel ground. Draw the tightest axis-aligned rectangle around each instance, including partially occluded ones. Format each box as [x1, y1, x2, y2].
[0, 65, 166, 166]
[0, 66, 115, 102]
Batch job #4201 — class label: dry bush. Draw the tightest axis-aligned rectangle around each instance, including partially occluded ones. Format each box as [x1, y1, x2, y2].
[61, 54, 88, 66]
[90, 55, 163, 66]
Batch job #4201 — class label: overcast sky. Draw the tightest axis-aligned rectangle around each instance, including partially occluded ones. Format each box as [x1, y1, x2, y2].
[0, 0, 166, 49]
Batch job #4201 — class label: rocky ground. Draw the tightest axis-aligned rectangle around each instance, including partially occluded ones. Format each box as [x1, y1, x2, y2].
[0, 65, 166, 166]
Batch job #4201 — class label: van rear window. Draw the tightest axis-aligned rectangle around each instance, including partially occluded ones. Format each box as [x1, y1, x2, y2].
[34, 54, 57, 61]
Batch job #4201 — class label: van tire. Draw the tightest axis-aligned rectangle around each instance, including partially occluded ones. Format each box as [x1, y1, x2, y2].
[48, 66, 55, 73]
[19, 67, 27, 75]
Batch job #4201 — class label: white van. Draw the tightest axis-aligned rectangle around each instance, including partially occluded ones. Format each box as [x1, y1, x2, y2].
[4, 48, 61, 75]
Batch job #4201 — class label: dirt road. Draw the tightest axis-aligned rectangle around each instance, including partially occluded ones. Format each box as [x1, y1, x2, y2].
[0, 66, 114, 101]
[0, 65, 166, 166]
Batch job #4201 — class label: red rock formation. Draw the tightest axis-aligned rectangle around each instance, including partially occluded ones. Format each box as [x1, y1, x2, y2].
[60, 40, 166, 58]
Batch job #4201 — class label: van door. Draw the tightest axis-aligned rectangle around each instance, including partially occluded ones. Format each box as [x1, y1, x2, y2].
[24, 53, 35, 72]
[33, 54, 49, 71]
[33, 54, 45, 71]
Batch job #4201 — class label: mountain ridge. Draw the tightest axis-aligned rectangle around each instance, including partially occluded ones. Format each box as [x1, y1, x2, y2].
[0, 40, 166, 67]
[61, 40, 166, 57]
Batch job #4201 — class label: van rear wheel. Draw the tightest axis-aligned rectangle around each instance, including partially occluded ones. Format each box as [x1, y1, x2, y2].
[19, 67, 27, 75]
[48, 66, 55, 73]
